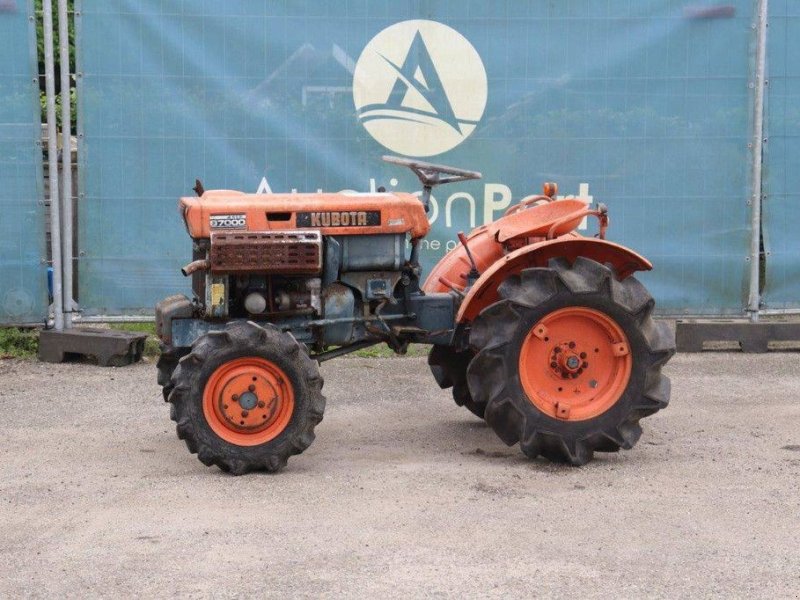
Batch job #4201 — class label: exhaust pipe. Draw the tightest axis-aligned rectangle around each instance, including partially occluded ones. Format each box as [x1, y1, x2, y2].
[181, 259, 210, 277]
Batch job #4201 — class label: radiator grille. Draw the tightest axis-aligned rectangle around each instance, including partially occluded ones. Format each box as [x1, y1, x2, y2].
[210, 230, 322, 274]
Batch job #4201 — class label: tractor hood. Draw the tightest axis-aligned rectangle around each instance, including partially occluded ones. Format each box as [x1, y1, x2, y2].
[179, 191, 430, 239]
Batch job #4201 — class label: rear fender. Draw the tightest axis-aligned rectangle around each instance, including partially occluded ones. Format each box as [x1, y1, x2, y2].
[422, 199, 589, 295]
[422, 225, 502, 294]
[456, 237, 652, 322]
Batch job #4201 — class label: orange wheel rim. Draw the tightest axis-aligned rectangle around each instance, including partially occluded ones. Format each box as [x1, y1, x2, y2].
[518, 307, 631, 421]
[202, 357, 294, 446]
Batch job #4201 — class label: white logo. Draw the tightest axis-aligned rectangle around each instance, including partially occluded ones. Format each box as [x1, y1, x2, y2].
[210, 214, 247, 229]
[352, 20, 487, 157]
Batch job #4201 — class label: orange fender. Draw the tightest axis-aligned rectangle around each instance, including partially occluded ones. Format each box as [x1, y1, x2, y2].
[455, 237, 652, 323]
[422, 199, 588, 294]
[422, 224, 503, 294]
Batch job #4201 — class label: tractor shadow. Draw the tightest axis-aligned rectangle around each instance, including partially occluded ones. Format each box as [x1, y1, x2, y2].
[440, 418, 652, 473]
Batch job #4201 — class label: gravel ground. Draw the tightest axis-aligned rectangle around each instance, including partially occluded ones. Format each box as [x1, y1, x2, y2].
[1, 352, 799, 598]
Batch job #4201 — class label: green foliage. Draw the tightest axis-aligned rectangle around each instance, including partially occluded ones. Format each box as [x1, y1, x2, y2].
[39, 86, 76, 132]
[34, 0, 75, 74]
[0, 327, 39, 359]
[34, 0, 76, 133]
[110, 322, 157, 335]
[142, 337, 161, 358]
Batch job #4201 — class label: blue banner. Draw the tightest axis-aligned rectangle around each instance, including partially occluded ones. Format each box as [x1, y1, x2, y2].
[762, 0, 800, 309]
[76, 0, 756, 315]
[0, 0, 47, 324]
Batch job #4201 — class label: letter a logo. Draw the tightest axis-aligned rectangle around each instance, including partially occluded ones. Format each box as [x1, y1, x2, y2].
[353, 20, 488, 157]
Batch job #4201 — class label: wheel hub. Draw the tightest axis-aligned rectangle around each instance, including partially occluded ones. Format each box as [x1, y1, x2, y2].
[203, 357, 294, 446]
[237, 391, 258, 410]
[218, 374, 280, 433]
[550, 343, 588, 377]
[519, 307, 632, 421]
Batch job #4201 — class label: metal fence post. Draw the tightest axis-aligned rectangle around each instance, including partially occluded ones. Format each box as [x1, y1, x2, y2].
[748, 0, 769, 322]
[58, 0, 73, 328]
[42, 0, 63, 331]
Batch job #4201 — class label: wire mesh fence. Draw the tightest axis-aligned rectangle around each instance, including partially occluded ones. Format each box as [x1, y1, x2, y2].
[2, 0, 794, 323]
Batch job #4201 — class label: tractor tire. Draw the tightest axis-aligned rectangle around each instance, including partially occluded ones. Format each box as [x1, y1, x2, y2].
[167, 321, 325, 474]
[467, 257, 674, 466]
[428, 345, 485, 418]
[156, 345, 189, 402]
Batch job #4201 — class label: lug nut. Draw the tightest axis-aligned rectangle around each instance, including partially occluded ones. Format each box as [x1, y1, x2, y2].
[568, 341, 576, 349]
[241, 410, 249, 417]
[550, 361, 558, 369]
[582, 361, 589, 369]
[579, 352, 587, 359]
[554, 347, 561, 354]
[248, 384, 256, 392]
[258, 401, 265, 408]
[232, 394, 239, 401]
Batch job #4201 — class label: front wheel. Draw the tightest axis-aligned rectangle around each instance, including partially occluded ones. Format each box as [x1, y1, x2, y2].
[167, 321, 325, 474]
[156, 344, 189, 402]
[467, 257, 674, 465]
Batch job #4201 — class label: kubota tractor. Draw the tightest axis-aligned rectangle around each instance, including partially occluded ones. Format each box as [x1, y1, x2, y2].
[155, 156, 675, 474]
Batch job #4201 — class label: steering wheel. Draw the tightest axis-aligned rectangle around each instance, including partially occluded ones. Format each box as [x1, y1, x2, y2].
[382, 155, 482, 188]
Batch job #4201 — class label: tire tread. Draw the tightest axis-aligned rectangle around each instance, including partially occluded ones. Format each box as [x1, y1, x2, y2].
[467, 258, 675, 466]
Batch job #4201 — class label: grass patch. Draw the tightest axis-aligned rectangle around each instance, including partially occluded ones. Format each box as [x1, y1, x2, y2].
[0, 327, 40, 359]
[0, 323, 162, 361]
[352, 343, 428, 358]
[109, 322, 156, 335]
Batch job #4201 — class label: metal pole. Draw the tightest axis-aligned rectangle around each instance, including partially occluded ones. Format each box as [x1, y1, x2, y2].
[74, 315, 155, 324]
[748, 0, 768, 322]
[43, 0, 64, 330]
[58, 0, 73, 328]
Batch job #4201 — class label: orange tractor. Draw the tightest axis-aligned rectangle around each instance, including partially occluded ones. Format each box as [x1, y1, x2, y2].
[156, 156, 675, 474]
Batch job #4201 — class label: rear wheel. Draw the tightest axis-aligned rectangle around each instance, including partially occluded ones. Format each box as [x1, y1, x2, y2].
[428, 345, 485, 418]
[467, 257, 674, 465]
[167, 321, 325, 474]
